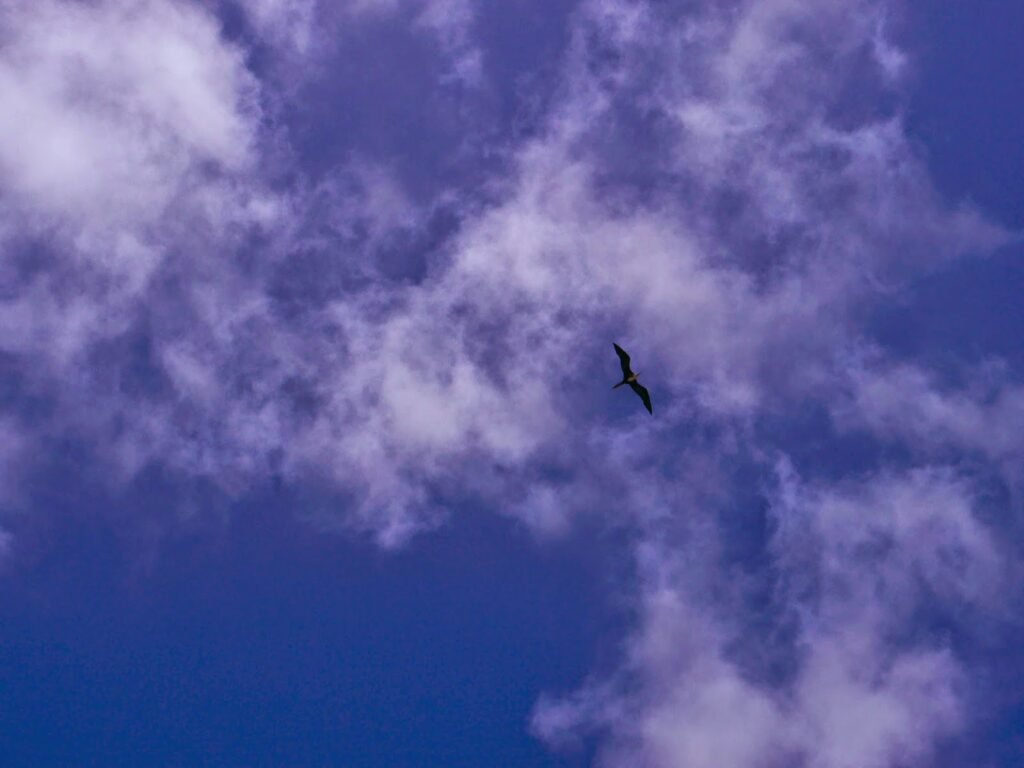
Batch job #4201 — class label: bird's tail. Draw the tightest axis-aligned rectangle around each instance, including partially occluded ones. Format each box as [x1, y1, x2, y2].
[612, 380, 628, 389]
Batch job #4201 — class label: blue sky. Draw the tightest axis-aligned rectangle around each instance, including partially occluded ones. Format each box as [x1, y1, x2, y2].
[0, 1, 1022, 766]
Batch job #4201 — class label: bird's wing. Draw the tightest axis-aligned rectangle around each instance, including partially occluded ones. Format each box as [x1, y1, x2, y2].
[629, 381, 653, 414]
[613, 343, 633, 377]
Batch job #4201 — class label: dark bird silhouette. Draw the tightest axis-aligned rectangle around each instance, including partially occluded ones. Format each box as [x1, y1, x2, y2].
[613, 343, 652, 414]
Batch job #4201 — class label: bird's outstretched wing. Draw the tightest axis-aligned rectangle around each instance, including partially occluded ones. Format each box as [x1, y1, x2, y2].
[613, 343, 633, 378]
[629, 381, 653, 414]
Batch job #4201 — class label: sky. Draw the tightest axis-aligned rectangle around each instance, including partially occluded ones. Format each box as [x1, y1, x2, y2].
[0, 0, 1022, 766]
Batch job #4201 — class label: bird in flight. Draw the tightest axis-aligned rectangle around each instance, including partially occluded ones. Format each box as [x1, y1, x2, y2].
[612, 343, 652, 414]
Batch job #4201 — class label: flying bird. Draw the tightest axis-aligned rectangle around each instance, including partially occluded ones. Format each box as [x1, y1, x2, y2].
[612, 343, 652, 414]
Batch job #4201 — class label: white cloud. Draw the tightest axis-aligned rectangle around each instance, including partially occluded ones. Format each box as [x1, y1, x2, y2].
[520, 1, 1020, 765]
[239, 0, 318, 54]
[838, 355, 1024, 466]
[535, 464, 1002, 768]
[0, 0, 275, 377]
[771, 462, 1006, 627]
[414, 0, 482, 85]
[0, 0, 260, 232]
[3, 0, 1007, 543]
[237, 0, 482, 84]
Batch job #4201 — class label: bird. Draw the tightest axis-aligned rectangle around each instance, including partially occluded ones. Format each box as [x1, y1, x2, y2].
[612, 343, 652, 414]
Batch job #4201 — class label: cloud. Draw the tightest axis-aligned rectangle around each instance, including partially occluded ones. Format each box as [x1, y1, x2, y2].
[237, 0, 318, 54]
[2, 0, 1011, 538]
[837, 354, 1024, 468]
[0, 0, 275, 382]
[517, 0, 1020, 765]
[236, 0, 482, 85]
[534, 464, 1005, 768]
[0, 0, 261, 231]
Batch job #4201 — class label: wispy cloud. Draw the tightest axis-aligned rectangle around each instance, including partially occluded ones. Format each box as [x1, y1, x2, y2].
[0, 0, 273, 377]
[534, 463, 1006, 767]
[236, 0, 483, 85]
[838, 354, 1024, 466]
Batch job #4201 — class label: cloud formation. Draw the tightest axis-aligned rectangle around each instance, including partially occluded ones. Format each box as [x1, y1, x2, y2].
[0, 0, 272, 383]
[534, 464, 1009, 767]
[0, 0, 1020, 764]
